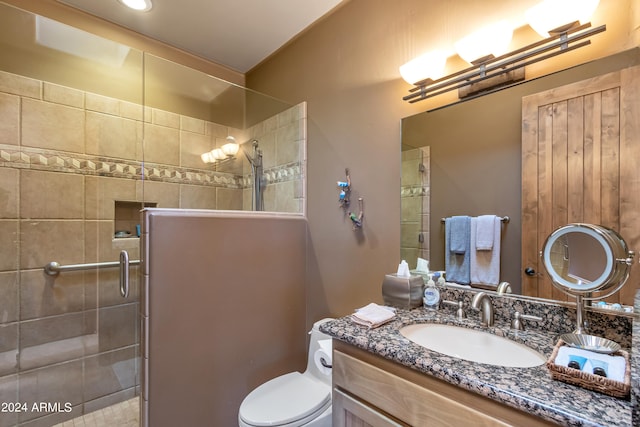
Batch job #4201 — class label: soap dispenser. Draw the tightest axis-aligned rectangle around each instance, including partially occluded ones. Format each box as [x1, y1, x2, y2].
[423, 273, 440, 311]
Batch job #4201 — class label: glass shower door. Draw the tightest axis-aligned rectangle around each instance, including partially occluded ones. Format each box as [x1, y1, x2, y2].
[141, 53, 306, 214]
[0, 3, 143, 425]
[400, 146, 431, 267]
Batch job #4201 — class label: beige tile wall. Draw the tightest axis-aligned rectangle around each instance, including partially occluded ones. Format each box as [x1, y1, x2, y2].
[0, 69, 306, 426]
[243, 102, 307, 213]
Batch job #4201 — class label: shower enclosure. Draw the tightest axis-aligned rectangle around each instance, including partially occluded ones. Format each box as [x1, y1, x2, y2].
[0, 3, 306, 426]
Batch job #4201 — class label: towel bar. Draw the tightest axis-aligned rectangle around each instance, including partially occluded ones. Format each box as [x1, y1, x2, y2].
[441, 215, 509, 224]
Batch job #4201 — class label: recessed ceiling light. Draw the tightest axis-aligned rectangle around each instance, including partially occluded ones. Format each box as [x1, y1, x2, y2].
[118, 0, 152, 12]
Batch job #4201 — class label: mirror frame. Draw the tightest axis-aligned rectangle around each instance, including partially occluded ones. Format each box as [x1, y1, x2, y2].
[541, 223, 634, 297]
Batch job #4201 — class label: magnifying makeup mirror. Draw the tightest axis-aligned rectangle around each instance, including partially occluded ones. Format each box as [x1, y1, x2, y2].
[541, 223, 635, 334]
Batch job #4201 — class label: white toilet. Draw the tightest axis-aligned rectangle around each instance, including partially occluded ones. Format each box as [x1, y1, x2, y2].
[238, 318, 334, 427]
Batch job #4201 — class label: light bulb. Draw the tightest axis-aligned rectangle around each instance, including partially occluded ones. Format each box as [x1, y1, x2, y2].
[212, 148, 225, 160]
[201, 151, 215, 164]
[222, 136, 239, 156]
[526, 0, 599, 37]
[399, 50, 448, 85]
[455, 20, 513, 64]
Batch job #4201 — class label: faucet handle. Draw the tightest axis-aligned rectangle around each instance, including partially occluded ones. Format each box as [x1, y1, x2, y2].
[511, 311, 543, 330]
[443, 300, 466, 320]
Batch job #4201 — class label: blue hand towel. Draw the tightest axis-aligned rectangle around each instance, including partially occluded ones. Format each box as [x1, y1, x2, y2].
[445, 216, 471, 285]
[449, 216, 470, 254]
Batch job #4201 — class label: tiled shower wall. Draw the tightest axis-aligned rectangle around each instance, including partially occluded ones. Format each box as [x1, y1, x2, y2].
[400, 147, 430, 268]
[0, 69, 305, 426]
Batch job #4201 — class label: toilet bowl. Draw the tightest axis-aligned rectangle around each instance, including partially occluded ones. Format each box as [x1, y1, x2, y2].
[238, 318, 334, 427]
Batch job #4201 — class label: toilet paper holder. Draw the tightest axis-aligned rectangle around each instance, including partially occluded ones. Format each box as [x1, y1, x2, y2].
[314, 339, 333, 374]
[319, 357, 332, 368]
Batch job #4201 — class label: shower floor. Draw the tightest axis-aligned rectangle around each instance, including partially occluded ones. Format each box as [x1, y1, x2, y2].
[53, 397, 139, 427]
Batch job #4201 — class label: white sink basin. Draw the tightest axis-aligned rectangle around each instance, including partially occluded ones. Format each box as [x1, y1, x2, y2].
[399, 323, 546, 368]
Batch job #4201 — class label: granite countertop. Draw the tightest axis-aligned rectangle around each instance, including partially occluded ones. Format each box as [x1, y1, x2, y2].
[321, 308, 632, 427]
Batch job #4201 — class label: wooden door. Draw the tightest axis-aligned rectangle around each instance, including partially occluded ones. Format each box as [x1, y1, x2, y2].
[521, 66, 640, 304]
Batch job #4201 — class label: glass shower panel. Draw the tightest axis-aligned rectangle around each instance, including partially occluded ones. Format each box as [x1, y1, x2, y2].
[400, 147, 431, 268]
[0, 3, 143, 425]
[142, 54, 306, 213]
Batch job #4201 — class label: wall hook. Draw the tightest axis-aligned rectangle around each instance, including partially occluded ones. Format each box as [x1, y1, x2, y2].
[337, 168, 351, 207]
[349, 198, 364, 230]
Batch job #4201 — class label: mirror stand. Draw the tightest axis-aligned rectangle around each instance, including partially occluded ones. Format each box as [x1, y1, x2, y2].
[574, 294, 588, 334]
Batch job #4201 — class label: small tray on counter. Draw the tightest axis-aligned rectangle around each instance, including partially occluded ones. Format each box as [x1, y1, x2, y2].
[546, 338, 630, 399]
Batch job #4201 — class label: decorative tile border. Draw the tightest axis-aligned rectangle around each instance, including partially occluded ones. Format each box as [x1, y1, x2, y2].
[242, 162, 302, 187]
[401, 185, 427, 197]
[0, 144, 301, 189]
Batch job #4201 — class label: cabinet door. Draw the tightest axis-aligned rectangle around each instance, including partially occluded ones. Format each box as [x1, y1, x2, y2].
[521, 65, 640, 303]
[333, 350, 513, 427]
[333, 389, 407, 427]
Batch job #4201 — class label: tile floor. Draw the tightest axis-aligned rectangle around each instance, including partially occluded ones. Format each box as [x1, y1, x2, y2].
[53, 397, 139, 427]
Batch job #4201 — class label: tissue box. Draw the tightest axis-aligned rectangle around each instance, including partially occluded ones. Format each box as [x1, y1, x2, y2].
[382, 274, 424, 309]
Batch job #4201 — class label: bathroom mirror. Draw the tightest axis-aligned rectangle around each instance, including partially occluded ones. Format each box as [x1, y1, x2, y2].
[541, 223, 634, 296]
[400, 49, 640, 305]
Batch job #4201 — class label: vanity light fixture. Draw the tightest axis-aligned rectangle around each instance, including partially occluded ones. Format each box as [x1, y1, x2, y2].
[118, 0, 153, 12]
[402, 0, 605, 104]
[200, 136, 240, 164]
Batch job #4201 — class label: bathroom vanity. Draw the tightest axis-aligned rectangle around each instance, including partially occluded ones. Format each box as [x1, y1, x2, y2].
[332, 342, 554, 426]
[321, 308, 633, 426]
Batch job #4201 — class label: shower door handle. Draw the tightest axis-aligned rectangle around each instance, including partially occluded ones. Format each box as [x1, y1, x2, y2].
[119, 250, 130, 298]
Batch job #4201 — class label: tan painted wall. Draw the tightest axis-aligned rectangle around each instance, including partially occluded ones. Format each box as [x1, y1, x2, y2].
[246, 0, 640, 323]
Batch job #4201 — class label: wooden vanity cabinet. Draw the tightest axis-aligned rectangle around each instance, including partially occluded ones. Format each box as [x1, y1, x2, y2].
[332, 340, 556, 427]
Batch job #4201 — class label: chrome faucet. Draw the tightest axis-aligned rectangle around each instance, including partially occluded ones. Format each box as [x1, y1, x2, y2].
[471, 292, 494, 327]
[496, 281, 512, 296]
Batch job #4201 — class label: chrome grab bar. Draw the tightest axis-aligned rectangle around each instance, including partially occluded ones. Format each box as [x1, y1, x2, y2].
[44, 257, 140, 276]
[44, 252, 140, 299]
[120, 250, 130, 298]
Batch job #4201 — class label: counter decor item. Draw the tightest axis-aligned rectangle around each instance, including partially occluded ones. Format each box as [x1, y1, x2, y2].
[546, 338, 630, 398]
[351, 303, 396, 329]
[382, 273, 424, 309]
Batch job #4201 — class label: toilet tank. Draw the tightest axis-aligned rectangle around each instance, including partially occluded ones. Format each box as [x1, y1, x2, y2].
[305, 318, 334, 385]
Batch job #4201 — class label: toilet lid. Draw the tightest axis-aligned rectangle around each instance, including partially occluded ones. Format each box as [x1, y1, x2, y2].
[239, 372, 331, 427]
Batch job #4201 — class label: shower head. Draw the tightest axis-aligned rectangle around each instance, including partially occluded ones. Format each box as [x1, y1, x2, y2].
[242, 139, 261, 165]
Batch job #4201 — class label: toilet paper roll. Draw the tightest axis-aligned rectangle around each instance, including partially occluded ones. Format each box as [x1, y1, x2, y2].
[314, 339, 332, 375]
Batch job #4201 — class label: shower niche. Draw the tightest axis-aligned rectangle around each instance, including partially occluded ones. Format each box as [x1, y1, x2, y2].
[115, 201, 157, 238]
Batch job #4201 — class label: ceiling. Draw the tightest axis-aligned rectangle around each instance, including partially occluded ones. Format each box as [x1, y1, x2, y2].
[57, 0, 345, 73]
